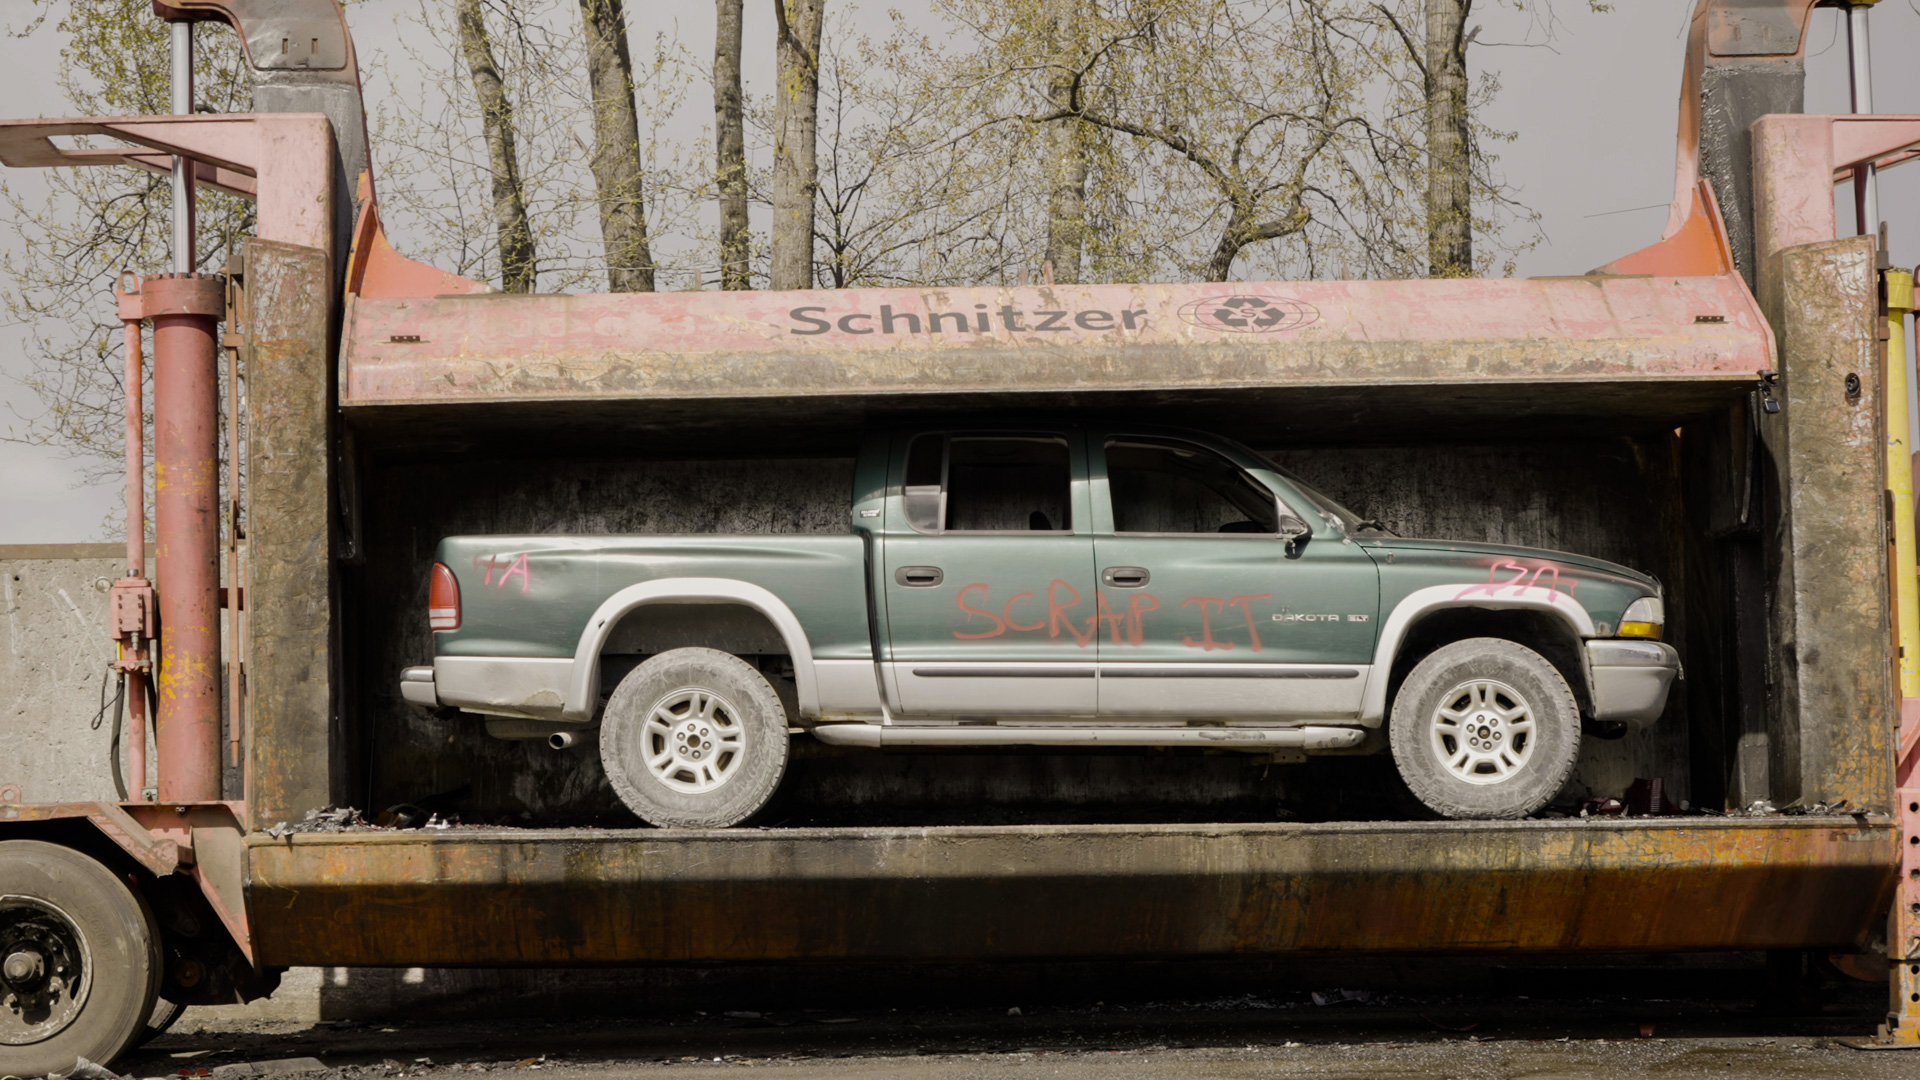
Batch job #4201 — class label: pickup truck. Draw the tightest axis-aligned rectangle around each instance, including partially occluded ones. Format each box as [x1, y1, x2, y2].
[400, 426, 1678, 826]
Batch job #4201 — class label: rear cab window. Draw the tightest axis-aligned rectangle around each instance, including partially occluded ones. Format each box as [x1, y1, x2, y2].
[902, 433, 1075, 533]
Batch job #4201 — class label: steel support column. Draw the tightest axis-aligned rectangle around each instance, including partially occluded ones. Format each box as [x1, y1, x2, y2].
[145, 273, 226, 803]
[241, 239, 337, 828]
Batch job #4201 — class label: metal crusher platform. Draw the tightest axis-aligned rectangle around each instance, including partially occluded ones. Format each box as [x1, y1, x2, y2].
[244, 816, 1896, 967]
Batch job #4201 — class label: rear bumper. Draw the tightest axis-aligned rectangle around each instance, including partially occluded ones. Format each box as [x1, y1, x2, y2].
[401, 656, 576, 719]
[400, 665, 439, 709]
[1586, 640, 1680, 729]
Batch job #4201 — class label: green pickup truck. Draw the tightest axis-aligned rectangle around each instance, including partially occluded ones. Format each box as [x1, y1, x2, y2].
[401, 426, 1677, 826]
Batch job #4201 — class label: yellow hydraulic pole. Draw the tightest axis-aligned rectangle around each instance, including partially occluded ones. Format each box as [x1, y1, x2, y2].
[1887, 268, 1917, 698]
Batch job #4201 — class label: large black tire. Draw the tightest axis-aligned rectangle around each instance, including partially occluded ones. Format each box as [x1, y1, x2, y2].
[600, 648, 790, 828]
[1388, 637, 1582, 820]
[132, 997, 185, 1049]
[0, 840, 162, 1077]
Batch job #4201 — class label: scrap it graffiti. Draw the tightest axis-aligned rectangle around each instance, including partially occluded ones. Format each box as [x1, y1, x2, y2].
[1180, 594, 1270, 652]
[952, 580, 1268, 651]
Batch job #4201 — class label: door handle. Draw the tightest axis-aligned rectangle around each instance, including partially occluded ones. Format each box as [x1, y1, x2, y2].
[895, 566, 945, 587]
[1102, 566, 1150, 587]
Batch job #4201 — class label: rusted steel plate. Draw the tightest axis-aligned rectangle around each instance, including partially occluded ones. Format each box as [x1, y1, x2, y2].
[341, 276, 1773, 408]
[0, 801, 184, 876]
[245, 818, 1893, 967]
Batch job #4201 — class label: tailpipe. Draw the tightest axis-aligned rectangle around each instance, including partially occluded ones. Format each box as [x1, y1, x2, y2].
[548, 731, 580, 750]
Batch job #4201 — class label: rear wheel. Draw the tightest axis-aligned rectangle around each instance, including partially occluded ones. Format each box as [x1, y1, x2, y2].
[133, 997, 185, 1049]
[1388, 637, 1582, 820]
[0, 840, 161, 1077]
[600, 648, 791, 828]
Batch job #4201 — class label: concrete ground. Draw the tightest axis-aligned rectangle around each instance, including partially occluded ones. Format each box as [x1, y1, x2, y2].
[126, 969, 1917, 1080]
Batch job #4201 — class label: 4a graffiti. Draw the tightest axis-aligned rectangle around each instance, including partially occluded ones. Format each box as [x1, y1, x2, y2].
[472, 552, 533, 594]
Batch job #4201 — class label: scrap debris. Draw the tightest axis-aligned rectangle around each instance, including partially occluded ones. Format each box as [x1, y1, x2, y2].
[264, 801, 472, 839]
[207, 1060, 328, 1080]
[265, 807, 370, 839]
[48, 1058, 122, 1080]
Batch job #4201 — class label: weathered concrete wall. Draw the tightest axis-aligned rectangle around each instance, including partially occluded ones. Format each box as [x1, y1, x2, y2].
[1757, 236, 1894, 811]
[1, 545, 248, 804]
[348, 436, 1695, 825]
[0, 546, 131, 803]
[245, 238, 339, 831]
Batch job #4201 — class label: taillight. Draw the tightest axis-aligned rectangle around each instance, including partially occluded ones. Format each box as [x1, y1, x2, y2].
[429, 562, 461, 631]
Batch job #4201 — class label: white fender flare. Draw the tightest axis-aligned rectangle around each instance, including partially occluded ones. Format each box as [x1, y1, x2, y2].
[1359, 584, 1595, 724]
[563, 577, 820, 721]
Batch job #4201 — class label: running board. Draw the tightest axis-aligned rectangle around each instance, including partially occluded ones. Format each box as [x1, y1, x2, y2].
[809, 724, 1368, 751]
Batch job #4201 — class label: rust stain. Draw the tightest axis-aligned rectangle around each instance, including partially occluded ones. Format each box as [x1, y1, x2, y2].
[244, 819, 1896, 968]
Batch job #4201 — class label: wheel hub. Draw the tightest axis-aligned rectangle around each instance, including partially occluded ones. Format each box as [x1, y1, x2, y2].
[1429, 679, 1536, 786]
[642, 688, 748, 795]
[2, 949, 44, 986]
[0, 896, 91, 1045]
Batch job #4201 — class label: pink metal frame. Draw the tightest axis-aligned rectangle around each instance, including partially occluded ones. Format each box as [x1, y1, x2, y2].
[0, 114, 334, 257]
[1744, 110, 1920, 1044]
[0, 113, 334, 809]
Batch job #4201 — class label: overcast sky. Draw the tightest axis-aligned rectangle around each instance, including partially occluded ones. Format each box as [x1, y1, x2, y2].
[2, 0, 1917, 542]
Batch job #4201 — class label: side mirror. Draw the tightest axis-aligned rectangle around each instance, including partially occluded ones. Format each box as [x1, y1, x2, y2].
[903, 485, 944, 532]
[1275, 514, 1310, 540]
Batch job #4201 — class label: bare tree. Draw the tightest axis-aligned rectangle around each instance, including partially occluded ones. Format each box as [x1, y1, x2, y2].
[578, 0, 655, 291]
[770, 0, 825, 290]
[714, 0, 751, 289]
[936, 0, 1546, 282]
[458, 0, 538, 292]
[1369, 0, 1600, 277]
[1028, 0, 1411, 281]
[1423, 0, 1471, 276]
[807, 23, 1039, 288]
[377, 0, 700, 293]
[4, 0, 254, 492]
[1041, 0, 1090, 283]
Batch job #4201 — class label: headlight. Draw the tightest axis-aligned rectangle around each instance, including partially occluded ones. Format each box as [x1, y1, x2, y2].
[1618, 596, 1664, 640]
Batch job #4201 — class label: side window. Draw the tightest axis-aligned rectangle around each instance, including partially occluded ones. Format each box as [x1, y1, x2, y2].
[902, 435, 946, 531]
[900, 434, 1072, 533]
[1105, 438, 1281, 534]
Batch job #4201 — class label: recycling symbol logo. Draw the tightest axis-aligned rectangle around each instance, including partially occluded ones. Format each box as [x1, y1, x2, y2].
[1177, 293, 1318, 334]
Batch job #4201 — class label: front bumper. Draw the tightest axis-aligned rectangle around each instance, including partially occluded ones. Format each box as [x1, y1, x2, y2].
[1586, 639, 1680, 729]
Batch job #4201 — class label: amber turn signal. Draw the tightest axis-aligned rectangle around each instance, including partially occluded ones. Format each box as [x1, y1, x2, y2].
[1616, 597, 1663, 640]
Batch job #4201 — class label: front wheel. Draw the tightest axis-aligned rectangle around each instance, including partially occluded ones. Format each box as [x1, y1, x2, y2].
[600, 647, 791, 828]
[0, 840, 162, 1077]
[1388, 637, 1582, 820]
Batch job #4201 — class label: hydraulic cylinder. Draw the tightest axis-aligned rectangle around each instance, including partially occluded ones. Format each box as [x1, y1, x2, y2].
[145, 272, 225, 803]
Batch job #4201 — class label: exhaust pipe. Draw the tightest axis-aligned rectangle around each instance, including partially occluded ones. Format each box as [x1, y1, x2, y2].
[548, 731, 579, 750]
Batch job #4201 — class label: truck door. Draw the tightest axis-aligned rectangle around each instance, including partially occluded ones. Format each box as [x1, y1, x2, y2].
[1090, 434, 1380, 719]
[882, 431, 1099, 716]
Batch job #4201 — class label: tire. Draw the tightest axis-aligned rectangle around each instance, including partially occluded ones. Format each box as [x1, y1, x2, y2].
[600, 647, 791, 828]
[133, 997, 185, 1049]
[1388, 637, 1582, 820]
[0, 840, 162, 1077]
